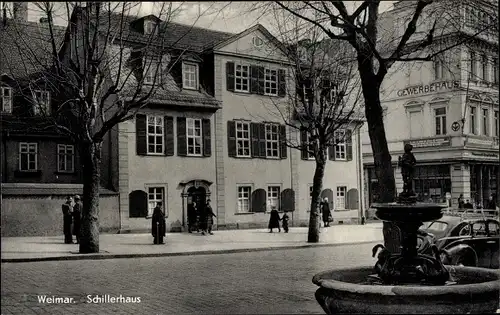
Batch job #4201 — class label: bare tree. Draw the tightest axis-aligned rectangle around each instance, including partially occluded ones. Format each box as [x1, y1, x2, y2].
[269, 20, 363, 242]
[0, 1, 224, 253]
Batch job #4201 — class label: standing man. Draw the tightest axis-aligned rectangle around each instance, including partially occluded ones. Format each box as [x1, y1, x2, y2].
[321, 197, 332, 227]
[62, 196, 74, 244]
[72, 195, 82, 244]
[187, 201, 198, 233]
[204, 199, 216, 235]
[152, 202, 166, 244]
[458, 194, 465, 209]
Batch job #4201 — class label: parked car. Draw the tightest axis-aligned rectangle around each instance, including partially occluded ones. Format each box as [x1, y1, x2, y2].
[418, 213, 500, 269]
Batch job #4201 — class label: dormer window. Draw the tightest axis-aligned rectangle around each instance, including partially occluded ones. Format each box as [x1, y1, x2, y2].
[1, 87, 13, 113]
[182, 62, 199, 90]
[144, 20, 157, 36]
[33, 90, 50, 115]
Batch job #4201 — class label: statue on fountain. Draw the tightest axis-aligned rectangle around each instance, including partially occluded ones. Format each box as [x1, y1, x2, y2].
[398, 143, 417, 203]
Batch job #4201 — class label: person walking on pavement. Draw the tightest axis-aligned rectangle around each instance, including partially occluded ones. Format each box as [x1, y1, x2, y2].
[203, 199, 216, 235]
[62, 196, 74, 244]
[268, 206, 281, 233]
[187, 201, 198, 233]
[152, 202, 166, 244]
[321, 197, 332, 227]
[281, 210, 290, 233]
[72, 195, 82, 244]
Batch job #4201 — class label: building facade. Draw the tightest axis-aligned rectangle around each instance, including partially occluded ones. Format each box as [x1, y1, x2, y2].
[362, 0, 499, 209]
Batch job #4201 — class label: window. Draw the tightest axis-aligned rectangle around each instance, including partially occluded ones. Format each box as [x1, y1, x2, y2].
[237, 186, 251, 212]
[57, 144, 74, 173]
[19, 142, 37, 171]
[493, 59, 499, 84]
[336, 186, 347, 210]
[236, 121, 250, 157]
[252, 36, 264, 47]
[144, 20, 157, 35]
[482, 108, 489, 136]
[267, 186, 281, 211]
[469, 106, 477, 134]
[434, 107, 447, 135]
[334, 130, 346, 160]
[147, 116, 164, 154]
[494, 110, 499, 137]
[33, 90, 50, 115]
[265, 124, 279, 158]
[1, 87, 12, 113]
[235, 64, 249, 92]
[186, 118, 202, 156]
[470, 51, 476, 78]
[182, 62, 198, 90]
[264, 68, 278, 96]
[433, 59, 442, 80]
[144, 60, 160, 85]
[481, 54, 488, 81]
[147, 187, 164, 217]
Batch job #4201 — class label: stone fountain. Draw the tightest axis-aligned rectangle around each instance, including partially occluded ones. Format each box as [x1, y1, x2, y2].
[313, 144, 500, 314]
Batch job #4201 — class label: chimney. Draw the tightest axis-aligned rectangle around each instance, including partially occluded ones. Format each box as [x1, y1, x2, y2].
[13, 2, 28, 22]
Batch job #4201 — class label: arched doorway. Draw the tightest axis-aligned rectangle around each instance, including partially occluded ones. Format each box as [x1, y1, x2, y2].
[180, 179, 212, 231]
[187, 186, 207, 212]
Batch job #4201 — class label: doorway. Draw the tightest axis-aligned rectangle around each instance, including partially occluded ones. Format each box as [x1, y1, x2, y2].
[186, 186, 206, 230]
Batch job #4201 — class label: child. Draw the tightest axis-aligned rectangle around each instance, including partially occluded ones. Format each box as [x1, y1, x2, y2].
[281, 211, 290, 233]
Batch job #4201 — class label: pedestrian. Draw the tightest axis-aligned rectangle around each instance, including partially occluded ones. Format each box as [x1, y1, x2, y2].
[268, 206, 281, 233]
[151, 202, 166, 244]
[62, 196, 74, 244]
[187, 201, 198, 233]
[464, 199, 473, 209]
[203, 199, 216, 235]
[281, 210, 290, 233]
[321, 197, 332, 227]
[458, 194, 465, 209]
[486, 194, 497, 210]
[72, 195, 82, 244]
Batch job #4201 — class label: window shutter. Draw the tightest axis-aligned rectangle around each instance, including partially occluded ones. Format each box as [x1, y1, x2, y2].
[258, 123, 266, 158]
[257, 66, 265, 95]
[279, 125, 287, 159]
[136, 114, 147, 156]
[278, 69, 286, 97]
[129, 190, 148, 218]
[280, 188, 295, 212]
[250, 66, 259, 94]
[164, 116, 174, 156]
[226, 62, 235, 92]
[251, 188, 267, 212]
[250, 122, 260, 158]
[227, 121, 237, 157]
[346, 129, 353, 161]
[202, 118, 211, 157]
[177, 117, 187, 156]
[300, 130, 308, 160]
[328, 144, 336, 161]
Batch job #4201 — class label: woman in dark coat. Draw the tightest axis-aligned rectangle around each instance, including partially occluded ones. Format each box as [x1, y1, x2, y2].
[268, 206, 281, 233]
[152, 202, 166, 244]
[62, 196, 73, 244]
[72, 195, 82, 244]
[321, 197, 332, 227]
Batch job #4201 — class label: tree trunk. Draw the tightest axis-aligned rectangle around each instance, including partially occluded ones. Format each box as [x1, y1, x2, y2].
[79, 141, 102, 254]
[308, 147, 326, 243]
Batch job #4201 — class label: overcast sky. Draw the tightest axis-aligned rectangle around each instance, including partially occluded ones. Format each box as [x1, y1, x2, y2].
[12, 1, 396, 34]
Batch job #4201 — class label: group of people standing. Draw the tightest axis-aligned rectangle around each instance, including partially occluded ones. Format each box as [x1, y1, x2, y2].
[187, 199, 217, 235]
[62, 195, 82, 244]
[458, 193, 498, 211]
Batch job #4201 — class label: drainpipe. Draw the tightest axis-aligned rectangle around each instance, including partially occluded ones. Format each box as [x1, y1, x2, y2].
[289, 127, 294, 226]
[356, 124, 365, 224]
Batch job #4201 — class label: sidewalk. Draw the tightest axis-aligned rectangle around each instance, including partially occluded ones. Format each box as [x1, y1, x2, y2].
[1, 223, 383, 263]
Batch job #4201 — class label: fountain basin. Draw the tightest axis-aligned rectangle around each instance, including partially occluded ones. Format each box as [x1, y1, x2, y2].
[313, 266, 500, 314]
[371, 203, 447, 222]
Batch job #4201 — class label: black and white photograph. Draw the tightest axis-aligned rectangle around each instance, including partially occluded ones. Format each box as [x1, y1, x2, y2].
[0, 1, 499, 314]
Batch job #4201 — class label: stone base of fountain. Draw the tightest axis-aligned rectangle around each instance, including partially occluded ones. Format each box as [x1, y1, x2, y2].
[313, 266, 500, 314]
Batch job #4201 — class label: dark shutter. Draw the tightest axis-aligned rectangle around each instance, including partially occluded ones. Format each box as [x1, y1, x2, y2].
[278, 69, 286, 97]
[202, 118, 211, 157]
[251, 188, 267, 212]
[136, 114, 147, 155]
[226, 62, 235, 92]
[129, 190, 148, 217]
[279, 125, 287, 159]
[250, 66, 259, 94]
[164, 116, 174, 156]
[250, 122, 260, 158]
[257, 66, 265, 95]
[346, 129, 353, 161]
[328, 144, 336, 161]
[177, 117, 187, 156]
[300, 130, 308, 160]
[280, 188, 295, 212]
[227, 121, 236, 157]
[258, 123, 266, 158]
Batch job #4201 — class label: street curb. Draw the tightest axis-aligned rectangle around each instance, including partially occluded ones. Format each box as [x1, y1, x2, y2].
[0, 239, 383, 263]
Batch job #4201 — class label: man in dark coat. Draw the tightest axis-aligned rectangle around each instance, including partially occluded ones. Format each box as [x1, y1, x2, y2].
[268, 206, 281, 233]
[463, 199, 474, 209]
[486, 194, 497, 210]
[152, 202, 166, 244]
[72, 195, 82, 244]
[321, 197, 332, 227]
[187, 201, 198, 233]
[62, 196, 73, 244]
[203, 199, 216, 235]
[458, 194, 465, 209]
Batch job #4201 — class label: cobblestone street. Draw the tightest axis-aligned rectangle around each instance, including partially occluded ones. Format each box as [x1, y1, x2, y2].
[1, 242, 377, 314]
